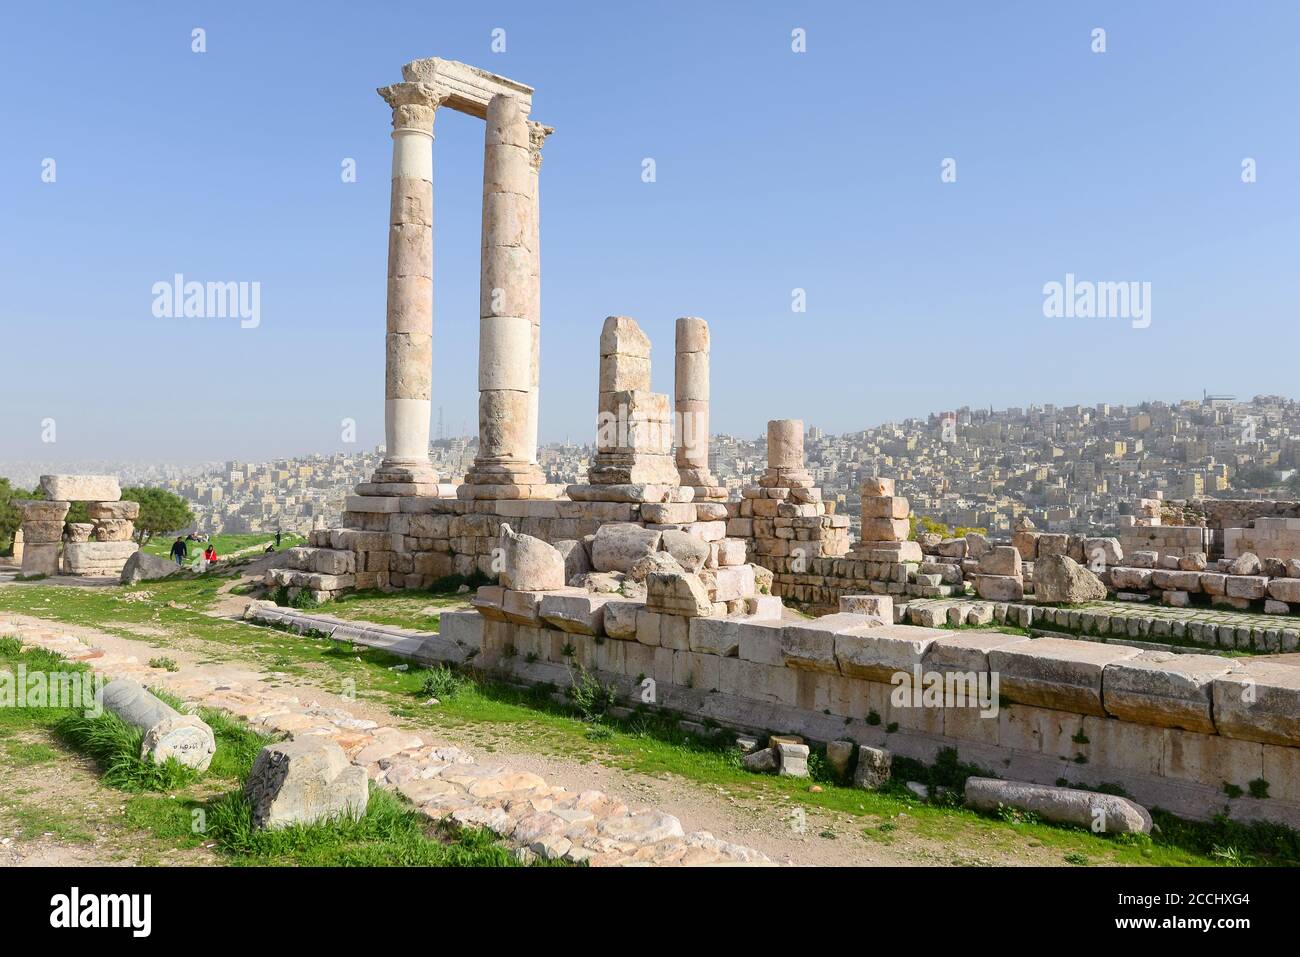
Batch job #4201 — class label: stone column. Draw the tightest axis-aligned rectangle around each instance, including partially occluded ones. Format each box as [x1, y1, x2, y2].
[567, 316, 682, 501]
[16, 500, 69, 577]
[465, 94, 546, 496]
[371, 81, 447, 488]
[524, 121, 553, 468]
[767, 419, 805, 472]
[674, 317, 722, 499]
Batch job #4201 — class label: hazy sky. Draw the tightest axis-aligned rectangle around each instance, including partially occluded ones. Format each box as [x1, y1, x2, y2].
[3, 1, 1298, 464]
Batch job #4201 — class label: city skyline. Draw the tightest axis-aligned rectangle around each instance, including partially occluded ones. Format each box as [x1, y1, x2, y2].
[1, 388, 1288, 477]
[6, 389, 1290, 551]
[4, 2, 1299, 461]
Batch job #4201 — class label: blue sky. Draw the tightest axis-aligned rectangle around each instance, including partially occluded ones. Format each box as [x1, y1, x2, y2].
[2, 1, 1297, 464]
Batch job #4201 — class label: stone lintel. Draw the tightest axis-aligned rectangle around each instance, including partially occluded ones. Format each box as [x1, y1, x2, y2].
[401, 57, 533, 118]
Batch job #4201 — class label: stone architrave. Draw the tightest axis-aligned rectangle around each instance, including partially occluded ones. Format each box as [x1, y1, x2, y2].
[245, 738, 369, 830]
[370, 80, 448, 489]
[40, 475, 120, 501]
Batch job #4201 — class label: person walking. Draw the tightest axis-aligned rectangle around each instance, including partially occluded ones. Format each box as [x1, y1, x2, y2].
[169, 537, 187, 567]
[275, 528, 282, 548]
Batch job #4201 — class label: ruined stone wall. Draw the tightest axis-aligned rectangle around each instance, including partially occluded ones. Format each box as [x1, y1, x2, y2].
[421, 608, 1300, 828]
[1118, 525, 1214, 560]
[1224, 518, 1300, 562]
[289, 486, 917, 613]
[277, 494, 733, 600]
[1197, 499, 1300, 530]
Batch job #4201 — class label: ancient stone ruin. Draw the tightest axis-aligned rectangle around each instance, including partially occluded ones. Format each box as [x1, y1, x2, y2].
[15, 475, 138, 579]
[250, 57, 1300, 830]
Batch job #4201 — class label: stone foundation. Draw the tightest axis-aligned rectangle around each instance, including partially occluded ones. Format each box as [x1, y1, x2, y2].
[298, 605, 1300, 827]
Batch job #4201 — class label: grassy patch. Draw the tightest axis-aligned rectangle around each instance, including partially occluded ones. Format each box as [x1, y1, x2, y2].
[142, 533, 304, 559]
[200, 786, 550, 867]
[56, 709, 200, 792]
[323, 589, 468, 631]
[419, 664, 471, 701]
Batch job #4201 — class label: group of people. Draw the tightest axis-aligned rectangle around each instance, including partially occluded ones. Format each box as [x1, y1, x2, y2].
[169, 537, 217, 569]
[168, 528, 283, 570]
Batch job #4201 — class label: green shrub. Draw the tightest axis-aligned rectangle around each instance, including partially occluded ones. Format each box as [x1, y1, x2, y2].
[566, 665, 618, 724]
[418, 665, 469, 701]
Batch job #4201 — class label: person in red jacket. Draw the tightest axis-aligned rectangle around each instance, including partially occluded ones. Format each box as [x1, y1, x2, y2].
[203, 544, 217, 565]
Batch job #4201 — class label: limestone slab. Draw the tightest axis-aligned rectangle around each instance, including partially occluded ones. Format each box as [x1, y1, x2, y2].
[988, 637, 1142, 716]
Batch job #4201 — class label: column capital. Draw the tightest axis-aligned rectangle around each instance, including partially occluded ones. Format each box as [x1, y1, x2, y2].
[526, 121, 555, 171]
[378, 82, 450, 133]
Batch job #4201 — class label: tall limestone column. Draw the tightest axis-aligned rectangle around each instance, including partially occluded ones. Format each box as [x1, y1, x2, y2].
[524, 121, 553, 468]
[371, 81, 447, 489]
[674, 317, 724, 500]
[464, 93, 547, 497]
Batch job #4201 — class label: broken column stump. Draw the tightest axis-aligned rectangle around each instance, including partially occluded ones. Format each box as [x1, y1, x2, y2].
[99, 678, 216, 771]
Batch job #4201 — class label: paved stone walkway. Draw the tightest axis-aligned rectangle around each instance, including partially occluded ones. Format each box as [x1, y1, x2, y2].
[902, 597, 1300, 653]
[0, 614, 769, 867]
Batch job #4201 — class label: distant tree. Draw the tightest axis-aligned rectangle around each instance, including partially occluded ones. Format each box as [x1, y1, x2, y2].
[0, 479, 30, 556]
[0, 480, 54, 554]
[1286, 473, 1300, 496]
[1233, 465, 1278, 490]
[123, 487, 194, 546]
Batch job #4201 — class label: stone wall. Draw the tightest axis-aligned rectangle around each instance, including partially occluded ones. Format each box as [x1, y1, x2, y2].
[1224, 518, 1300, 562]
[1198, 499, 1300, 530]
[413, 605, 1300, 827]
[1118, 525, 1213, 560]
[280, 494, 733, 601]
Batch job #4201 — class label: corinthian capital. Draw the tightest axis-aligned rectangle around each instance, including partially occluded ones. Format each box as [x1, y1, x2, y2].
[527, 121, 555, 171]
[378, 81, 450, 133]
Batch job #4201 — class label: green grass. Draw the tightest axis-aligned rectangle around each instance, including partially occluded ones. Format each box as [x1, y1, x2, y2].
[200, 787, 551, 867]
[323, 589, 466, 630]
[0, 796, 96, 843]
[419, 664, 471, 700]
[141, 532, 305, 560]
[56, 709, 200, 791]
